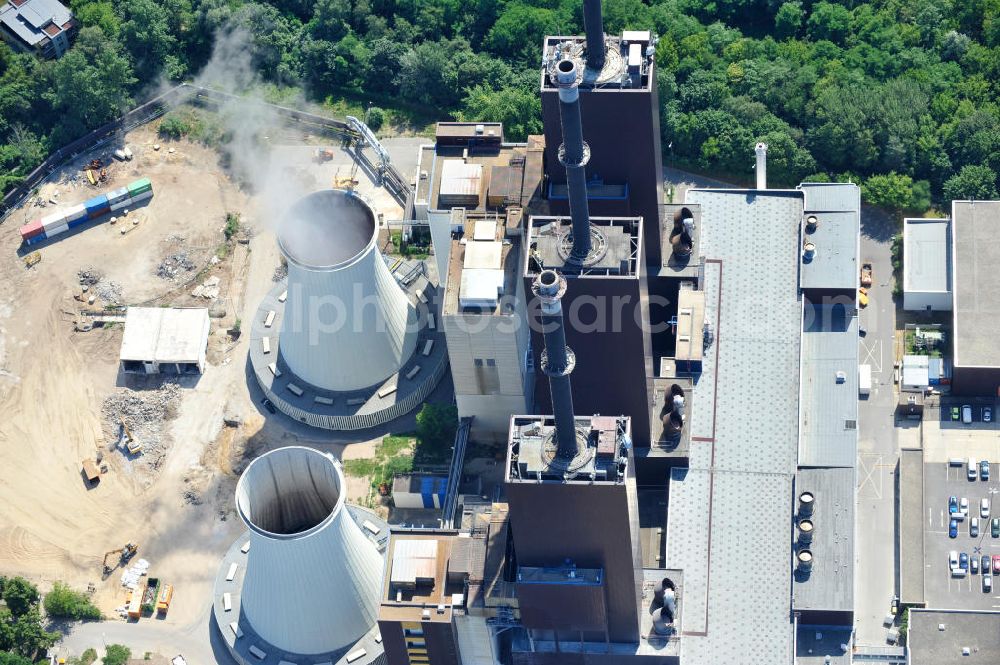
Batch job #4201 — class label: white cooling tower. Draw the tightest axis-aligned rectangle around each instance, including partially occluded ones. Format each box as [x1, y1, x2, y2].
[235, 446, 383, 655]
[277, 190, 418, 392]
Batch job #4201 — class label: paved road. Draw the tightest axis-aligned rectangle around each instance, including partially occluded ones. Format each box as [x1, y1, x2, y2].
[854, 206, 901, 646]
[57, 606, 235, 665]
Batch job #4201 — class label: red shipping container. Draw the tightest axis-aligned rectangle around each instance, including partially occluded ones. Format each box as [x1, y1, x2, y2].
[20, 219, 44, 240]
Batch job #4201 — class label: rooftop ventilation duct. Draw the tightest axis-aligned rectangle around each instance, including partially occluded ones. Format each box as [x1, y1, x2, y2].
[669, 207, 694, 258]
[805, 215, 820, 233]
[532, 269, 578, 459]
[799, 491, 815, 517]
[797, 518, 814, 545]
[235, 446, 383, 654]
[277, 190, 418, 391]
[554, 58, 594, 265]
[796, 549, 813, 571]
[755, 142, 768, 189]
[583, 0, 606, 73]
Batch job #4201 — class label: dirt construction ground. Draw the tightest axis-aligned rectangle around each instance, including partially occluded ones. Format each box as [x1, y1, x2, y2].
[0, 120, 403, 636]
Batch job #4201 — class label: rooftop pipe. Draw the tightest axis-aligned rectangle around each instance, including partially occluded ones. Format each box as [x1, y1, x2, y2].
[583, 0, 606, 73]
[532, 269, 579, 460]
[755, 142, 768, 190]
[555, 58, 592, 264]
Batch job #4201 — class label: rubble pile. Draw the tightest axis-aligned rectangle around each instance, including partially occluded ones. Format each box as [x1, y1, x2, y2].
[77, 268, 103, 286]
[157, 252, 196, 280]
[93, 279, 123, 304]
[272, 263, 288, 282]
[191, 275, 221, 300]
[102, 383, 182, 471]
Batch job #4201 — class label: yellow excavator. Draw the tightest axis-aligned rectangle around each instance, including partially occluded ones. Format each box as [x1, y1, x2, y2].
[102, 542, 138, 576]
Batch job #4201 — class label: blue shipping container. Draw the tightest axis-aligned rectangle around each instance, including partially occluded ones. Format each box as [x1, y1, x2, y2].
[67, 217, 90, 230]
[24, 234, 45, 246]
[85, 195, 109, 214]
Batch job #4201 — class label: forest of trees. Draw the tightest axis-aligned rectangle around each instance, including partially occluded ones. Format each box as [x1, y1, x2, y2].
[4, 0, 1000, 211]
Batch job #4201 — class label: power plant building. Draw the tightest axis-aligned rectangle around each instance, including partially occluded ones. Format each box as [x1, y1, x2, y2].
[950, 200, 1000, 395]
[903, 217, 952, 312]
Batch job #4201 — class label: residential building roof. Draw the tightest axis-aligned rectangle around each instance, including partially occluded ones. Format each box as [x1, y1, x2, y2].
[0, 0, 72, 47]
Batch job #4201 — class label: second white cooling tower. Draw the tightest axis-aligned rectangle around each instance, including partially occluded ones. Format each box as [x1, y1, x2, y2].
[277, 190, 418, 392]
[235, 446, 383, 655]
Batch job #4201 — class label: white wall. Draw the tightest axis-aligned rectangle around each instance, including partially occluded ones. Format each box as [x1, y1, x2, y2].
[903, 290, 952, 312]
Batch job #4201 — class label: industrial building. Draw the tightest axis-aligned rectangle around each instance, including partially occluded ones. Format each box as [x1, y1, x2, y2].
[0, 0, 75, 58]
[950, 200, 1000, 395]
[415, 123, 544, 442]
[118, 307, 210, 375]
[907, 610, 1000, 665]
[249, 189, 447, 429]
[374, 2, 861, 663]
[903, 217, 952, 311]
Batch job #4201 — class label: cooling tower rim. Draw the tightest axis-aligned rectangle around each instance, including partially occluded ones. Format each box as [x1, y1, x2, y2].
[235, 445, 347, 542]
[277, 189, 378, 272]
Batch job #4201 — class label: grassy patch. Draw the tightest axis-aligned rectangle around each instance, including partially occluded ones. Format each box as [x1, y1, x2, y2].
[343, 435, 416, 494]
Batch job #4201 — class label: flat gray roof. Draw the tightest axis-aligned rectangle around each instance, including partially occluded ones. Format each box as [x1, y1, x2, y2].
[799, 183, 861, 291]
[898, 448, 925, 606]
[904, 218, 951, 294]
[952, 201, 1000, 367]
[795, 626, 852, 665]
[792, 467, 855, 612]
[909, 610, 1000, 665]
[666, 189, 802, 663]
[798, 302, 859, 468]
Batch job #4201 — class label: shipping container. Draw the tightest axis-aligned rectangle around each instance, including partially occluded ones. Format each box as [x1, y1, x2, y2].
[68, 217, 90, 230]
[128, 178, 152, 196]
[45, 223, 69, 237]
[85, 195, 109, 214]
[19, 219, 44, 239]
[64, 203, 88, 223]
[42, 214, 69, 232]
[40, 210, 65, 227]
[110, 198, 132, 212]
[24, 234, 45, 246]
[107, 187, 129, 204]
[129, 190, 153, 204]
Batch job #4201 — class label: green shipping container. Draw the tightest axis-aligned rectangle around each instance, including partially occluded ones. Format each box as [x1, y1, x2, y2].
[127, 178, 152, 196]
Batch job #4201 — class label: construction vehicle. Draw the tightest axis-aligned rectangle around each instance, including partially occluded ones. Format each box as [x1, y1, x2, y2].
[861, 262, 873, 287]
[156, 584, 174, 614]
[859, 287, 869, 308]
[86, 170, 97, 186]
[119, 417, 141, 454]
[23, 252, 41, 269]
[314, 148, 334, 163]
[82, 459, 100, 484]
[333, 166, 359, 191]
[102, 542, 138, 576]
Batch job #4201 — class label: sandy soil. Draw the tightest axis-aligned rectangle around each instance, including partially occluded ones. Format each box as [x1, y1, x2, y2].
[0, 121, 402, 631]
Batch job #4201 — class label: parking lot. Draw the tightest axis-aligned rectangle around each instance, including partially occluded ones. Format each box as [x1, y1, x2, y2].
[923, 458, 1000, 609]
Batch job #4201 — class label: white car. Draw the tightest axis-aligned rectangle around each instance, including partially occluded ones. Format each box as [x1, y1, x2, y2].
[983, 498, 991, 518]
[961, 497, 970, 516]
[950, 550, 960, 568]
[985, 575, 993, 592]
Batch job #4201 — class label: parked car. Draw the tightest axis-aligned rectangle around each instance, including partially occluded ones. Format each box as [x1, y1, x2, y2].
[985, 575, 993, 592]
[261, 398, 276, 414]
[993, 555, 1000, 575]
[969, 458, 978, 480]
[982, 460, 991, 481]
[950, 496, 959, 513]
[972, 556, 979, 573]
[983, 498, 991, 518]
[993, 518, 1000, 538]
[983, 555, 991, 573]
[951, 406, 961, 421]
[963, 405, 973, 423]
[971, 518, 980, 537]
[985, 407, 993, 423]
[961, 552, 970, 569]
[961, 497, 970, 515]
[950, 519, 959, 538]
[950, 551, 960, 569]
